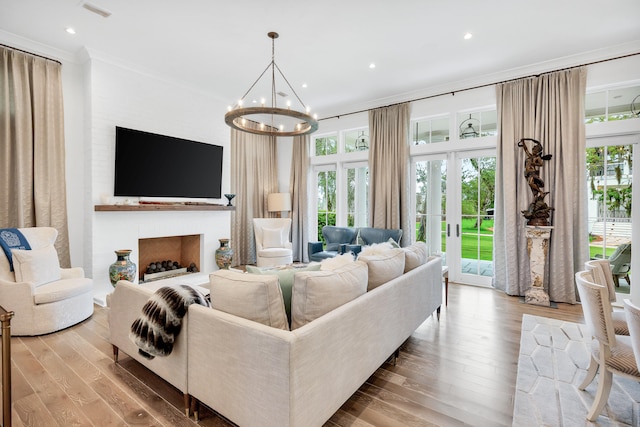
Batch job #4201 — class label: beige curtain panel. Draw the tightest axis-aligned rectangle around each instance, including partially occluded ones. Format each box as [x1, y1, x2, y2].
[230, 124, 278, 266]
[0, 46, 70, 267]
[289, 134, 310, 262]
[368, 103, 411, 246]
[493, 67, 588, 303]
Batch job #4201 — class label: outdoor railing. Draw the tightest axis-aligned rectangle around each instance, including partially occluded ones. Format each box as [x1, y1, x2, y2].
[0, 306, 13, 427]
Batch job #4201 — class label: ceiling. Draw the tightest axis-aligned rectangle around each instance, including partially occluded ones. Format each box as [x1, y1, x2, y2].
[2, 0, 640, 119]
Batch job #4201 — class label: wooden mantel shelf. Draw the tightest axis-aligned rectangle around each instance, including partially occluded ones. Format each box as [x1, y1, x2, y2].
[94, 204, 235, 212]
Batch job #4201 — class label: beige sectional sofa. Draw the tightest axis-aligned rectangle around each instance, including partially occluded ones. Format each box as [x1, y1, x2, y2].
[109, 246, 443, 426]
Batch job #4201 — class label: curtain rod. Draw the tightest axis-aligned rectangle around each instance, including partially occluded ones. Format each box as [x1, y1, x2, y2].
[0, 43, 62, 65]
[320, 51, 640, 122]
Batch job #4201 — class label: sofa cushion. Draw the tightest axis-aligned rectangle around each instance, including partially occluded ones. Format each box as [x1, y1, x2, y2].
[403, 242, 428, 272]
[245, 263, 322, 323]
[34, 277, 93, 304]
[320, 253, 354, 271]
[209, 270, 289, 330]
[291, 261, 368, 330]
[11, 245, 61, 286]
[358, 248, 405, 290]
[359, 241, 394, 257]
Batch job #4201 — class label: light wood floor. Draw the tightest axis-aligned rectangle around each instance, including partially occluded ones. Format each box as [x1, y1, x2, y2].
[2, 283, 584, 427]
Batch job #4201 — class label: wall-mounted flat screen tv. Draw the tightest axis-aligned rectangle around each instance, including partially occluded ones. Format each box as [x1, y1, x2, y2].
[114, 126, 223, 199]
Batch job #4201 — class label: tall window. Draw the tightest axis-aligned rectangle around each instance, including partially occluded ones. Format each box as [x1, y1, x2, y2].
[586, 142, 634, 294]
[345, 162, 369, 227]
[316, 167, 336, 241]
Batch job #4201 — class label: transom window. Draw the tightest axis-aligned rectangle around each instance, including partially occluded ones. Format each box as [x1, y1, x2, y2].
[456, 110, 497, 139]
[411, 117, 450, 145]
[314, 135, 338, 156]
[585, 84, 640, 123]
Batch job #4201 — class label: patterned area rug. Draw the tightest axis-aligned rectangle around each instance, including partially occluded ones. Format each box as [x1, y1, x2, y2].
[513, 314, 640, 426]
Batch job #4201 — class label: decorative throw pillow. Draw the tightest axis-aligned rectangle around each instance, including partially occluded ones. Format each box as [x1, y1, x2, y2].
[291, 261, 368, 330]
[209, 269, 289, 330]
[387, 237, 400, 248]
[11, 245, 61, 286]
[358, 248, 405, 291]
[245, 263, 322, 324]
[403, 242, 428, 272]
[320, 253, 354, 271]
[359, 241, 394, 257]
[262, 227, 283, 248]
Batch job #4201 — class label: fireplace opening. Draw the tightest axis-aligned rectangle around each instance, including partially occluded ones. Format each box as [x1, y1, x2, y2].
[138, 234, 201, 283]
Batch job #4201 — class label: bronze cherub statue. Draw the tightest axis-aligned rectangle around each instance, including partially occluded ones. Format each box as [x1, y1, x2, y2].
[517, 138, 554, 226]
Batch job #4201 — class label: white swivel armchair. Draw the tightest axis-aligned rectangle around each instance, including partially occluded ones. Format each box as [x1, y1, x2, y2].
[252, 218, 293, 267]
[0, 227, 94, 336]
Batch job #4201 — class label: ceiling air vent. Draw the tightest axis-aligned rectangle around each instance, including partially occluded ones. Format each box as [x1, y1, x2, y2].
[81, 2, 112, 18]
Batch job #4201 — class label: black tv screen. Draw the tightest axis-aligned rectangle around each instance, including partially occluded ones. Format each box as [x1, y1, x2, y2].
[114, 127, 223, 199]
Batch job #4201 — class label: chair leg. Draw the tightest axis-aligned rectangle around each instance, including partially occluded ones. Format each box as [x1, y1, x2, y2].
[587, 368, 613, 421]
[191, 397, 200, 422]
[112, 345, 119, 363]
[578, 354, 599, 390]
[183, 394, 190, 417]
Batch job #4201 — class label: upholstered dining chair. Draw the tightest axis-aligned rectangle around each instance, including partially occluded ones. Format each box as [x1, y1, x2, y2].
[584, 259, 629, 336]
[575, 270, 640, 421]
[252, 218, 293, 267]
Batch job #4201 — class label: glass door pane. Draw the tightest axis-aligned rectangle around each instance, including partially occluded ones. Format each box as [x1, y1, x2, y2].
[316, 169, 336, 244]
[587, 144, 633, 295]
[414, 158, 447, 260]
[458, 155, 495, 282]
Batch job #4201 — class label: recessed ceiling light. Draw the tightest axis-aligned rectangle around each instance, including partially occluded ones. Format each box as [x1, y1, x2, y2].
[302, 83, 308, 88]
[464, 32, 473, 40]
[369, 63, 376, 69]
[65, 27, 76, 35]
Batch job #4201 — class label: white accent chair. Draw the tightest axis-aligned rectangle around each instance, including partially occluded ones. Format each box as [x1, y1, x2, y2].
[575, 270, 640, 421]
[252, 218, 293, 267]
[584, 259, 629, 336]
[0, 227, 93, 336]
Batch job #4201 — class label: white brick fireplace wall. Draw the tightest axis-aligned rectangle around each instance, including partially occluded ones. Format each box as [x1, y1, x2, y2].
[92, 209, 231, 305]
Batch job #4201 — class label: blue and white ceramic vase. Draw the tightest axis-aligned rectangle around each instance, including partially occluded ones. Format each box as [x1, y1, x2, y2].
[109, 249, 137, 286]
[215, 239, 233, 269]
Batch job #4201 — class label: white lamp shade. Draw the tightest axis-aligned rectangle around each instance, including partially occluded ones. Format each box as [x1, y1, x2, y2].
[267, 193, 292, 212]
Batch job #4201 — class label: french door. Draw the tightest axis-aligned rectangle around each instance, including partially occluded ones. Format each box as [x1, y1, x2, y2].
[412, 149, 496, 286]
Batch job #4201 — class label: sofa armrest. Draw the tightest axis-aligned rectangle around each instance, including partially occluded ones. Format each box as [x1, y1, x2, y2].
[60, 267, 85, 279]
[308, 242, 323, 255]
[0, 278, 37, 309]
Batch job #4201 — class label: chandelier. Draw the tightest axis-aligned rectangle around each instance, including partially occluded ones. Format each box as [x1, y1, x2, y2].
[224, 32, 319, 137]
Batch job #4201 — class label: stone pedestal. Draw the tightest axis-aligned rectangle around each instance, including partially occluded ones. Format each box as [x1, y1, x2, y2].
[524, 226, 553, 306]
